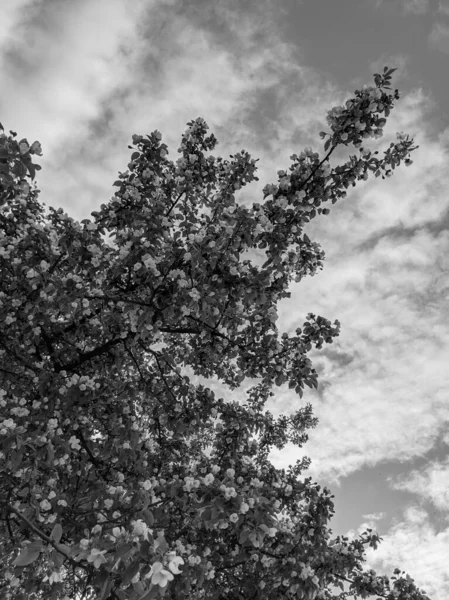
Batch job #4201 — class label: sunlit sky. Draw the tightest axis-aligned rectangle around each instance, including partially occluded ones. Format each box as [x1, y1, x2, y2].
[1, 0, 448, 598]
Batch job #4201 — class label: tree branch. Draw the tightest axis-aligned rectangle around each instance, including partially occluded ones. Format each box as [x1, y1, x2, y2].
[6, 505, 90, 571]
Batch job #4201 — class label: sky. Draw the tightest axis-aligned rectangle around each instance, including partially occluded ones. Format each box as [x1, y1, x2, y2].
[1, 0, 448, 597]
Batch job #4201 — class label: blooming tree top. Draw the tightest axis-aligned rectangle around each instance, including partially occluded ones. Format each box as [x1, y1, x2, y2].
[0, 68, 429, 600]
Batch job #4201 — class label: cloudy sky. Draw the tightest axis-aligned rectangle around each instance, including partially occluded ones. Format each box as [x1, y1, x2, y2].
[1, 0, 448, 597]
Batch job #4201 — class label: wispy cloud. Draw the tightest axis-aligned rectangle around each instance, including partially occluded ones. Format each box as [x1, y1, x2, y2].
[373, 0, 430, 13]
[388, 457, 449, 512]
[438, 0, 449, 16]
[429, 21, 449, 53]
[403, 0, 431, 15]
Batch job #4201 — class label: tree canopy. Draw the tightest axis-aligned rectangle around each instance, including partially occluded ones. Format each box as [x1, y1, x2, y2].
[0, 67, 429, 600]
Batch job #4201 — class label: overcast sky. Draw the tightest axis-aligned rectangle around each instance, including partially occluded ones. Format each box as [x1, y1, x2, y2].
[1, 0, 448, 598]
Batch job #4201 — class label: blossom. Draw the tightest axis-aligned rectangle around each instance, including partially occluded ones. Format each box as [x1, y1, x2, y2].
[112, 527, 125, 538]
[240, 502, 250, 514]
[132, 519, 151, 540]
[87, 548, 107, 569]
[146, 561, 174, 588]
[202, 473, 214, 486]
[168, 555, 184, 574]
[43, 571, 62, 584]
[68, 436, 81, 450]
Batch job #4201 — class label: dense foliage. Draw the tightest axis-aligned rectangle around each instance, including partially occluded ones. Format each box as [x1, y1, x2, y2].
[0, 67, 428, 600]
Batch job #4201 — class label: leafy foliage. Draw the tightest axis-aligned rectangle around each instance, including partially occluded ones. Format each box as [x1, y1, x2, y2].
[0, 67, 428, 600]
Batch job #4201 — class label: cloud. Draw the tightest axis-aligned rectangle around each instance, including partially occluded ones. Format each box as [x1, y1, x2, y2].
[362, 511, 387, 521]
[428, 22, 449, 54]
[350, 506, 449, 600]
[438, 0, 449, 16]
[388, 457, 449, 513]
[403, 0, 431, 14]
[372, 0, 430, 13]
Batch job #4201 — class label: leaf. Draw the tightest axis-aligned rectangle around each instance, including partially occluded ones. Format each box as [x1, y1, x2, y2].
[27, 162, 36, 181]
[99, 576, 113, 600]
[275, 374, 285, 386]
[138, 584, 160, 600]
[51, 548, 65, 569]
[239, 528, 250, 544]
[133, 581, 145, 595]
[324, 138, 331, 151]
[50, 523, 62, 543]
[54, 543, 72, 557]
[12, 162, 27, 177]
[114, 543, 134, 560]
[138, 540, 153, 558]
[201, 508, 212, 522]
[27, 540, 43, 553]
[13, 548, 41, 567]
[10, 448, 24, 471]
[121, 559, 141, 586]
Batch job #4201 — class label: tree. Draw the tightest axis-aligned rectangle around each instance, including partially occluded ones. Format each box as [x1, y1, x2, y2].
[0, 67, 427, 600]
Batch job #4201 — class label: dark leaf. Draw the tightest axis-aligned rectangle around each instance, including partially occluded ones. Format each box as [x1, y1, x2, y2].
[50, 523, 62, 543]
[121, 559, 141, 586]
